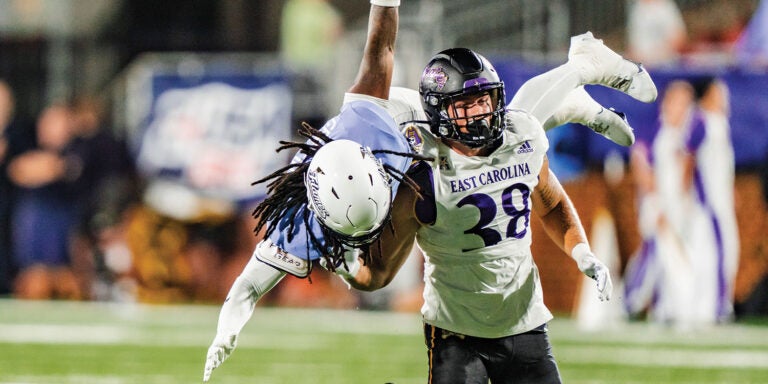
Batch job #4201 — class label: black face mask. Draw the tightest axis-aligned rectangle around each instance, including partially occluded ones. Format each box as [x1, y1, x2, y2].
[465, 118, 491, 138]
[455, 117, 496, 148]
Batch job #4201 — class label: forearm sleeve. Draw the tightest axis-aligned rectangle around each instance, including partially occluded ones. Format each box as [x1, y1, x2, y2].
[215, 254, 286, 336]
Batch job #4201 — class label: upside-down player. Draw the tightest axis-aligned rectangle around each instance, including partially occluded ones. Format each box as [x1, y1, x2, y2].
[203, 0, 658, 381]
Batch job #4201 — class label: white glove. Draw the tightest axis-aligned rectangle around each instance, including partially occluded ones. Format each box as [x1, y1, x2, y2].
[572, 243, 613, 301]
[319, 248, 362, 288]
[203, 334, 237, 382]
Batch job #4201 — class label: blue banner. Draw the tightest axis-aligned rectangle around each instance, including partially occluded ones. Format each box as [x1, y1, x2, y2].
[132, 71, 292, 204]
[493, 60, 768, 171]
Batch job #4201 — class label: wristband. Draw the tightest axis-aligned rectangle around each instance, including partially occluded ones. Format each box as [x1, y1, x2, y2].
[370, 0, 400, 7]
[570, 242, 591, 262]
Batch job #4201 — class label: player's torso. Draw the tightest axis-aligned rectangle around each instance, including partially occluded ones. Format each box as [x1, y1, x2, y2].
[407, 110, 548, 262]
[652, 124, 691, 229]
[695, 112, 735, 215]
[403, 110, 553, 338]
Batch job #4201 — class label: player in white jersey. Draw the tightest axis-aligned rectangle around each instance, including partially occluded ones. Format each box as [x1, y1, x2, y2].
[202, 5, 406, 381]
[625, 78, 738, 328]
[337, 47, 632, 383]
[639, 80, 698, 325]
[688, 77, 739, 324]
[203, 1, 658, 381]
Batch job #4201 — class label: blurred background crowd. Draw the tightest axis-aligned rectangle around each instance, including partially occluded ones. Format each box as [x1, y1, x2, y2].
[1, 0, 768, 328]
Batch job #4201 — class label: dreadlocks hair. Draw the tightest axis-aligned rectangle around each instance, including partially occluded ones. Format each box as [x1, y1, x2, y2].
[251, 121, 433, 276]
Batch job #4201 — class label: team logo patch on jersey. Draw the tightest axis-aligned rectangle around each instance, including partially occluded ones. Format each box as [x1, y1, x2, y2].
[517, 140, 534, 154]
[404, 125, 423, 153]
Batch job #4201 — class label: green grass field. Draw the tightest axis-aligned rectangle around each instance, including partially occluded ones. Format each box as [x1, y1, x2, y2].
[0, 299, 766, 383]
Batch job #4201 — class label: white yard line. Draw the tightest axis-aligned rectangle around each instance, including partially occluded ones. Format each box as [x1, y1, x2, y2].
[1, 300, 767, 371]
[556, 344, 768, 369]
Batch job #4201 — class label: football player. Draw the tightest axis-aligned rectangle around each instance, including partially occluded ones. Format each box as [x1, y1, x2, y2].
[203, 0, 658, 381]
[338, 46, 617, 384]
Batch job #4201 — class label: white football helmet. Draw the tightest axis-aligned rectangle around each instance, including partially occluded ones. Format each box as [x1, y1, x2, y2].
[304, 139, 392, 246]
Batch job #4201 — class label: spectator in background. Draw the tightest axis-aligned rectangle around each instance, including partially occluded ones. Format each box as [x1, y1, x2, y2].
[280, 0, 343, 71]
[0, 80, 32, 295]
[0, 81, 14, 295]
[280, 0, 344, 128]
[67, 96, 139, 301]
[624, 78, 739, 327]
[624, 80, 698, 326]
[689, 77, 739, 323]
[125, 203, 245, 303]
[6, 103, 83, 300]
[626, 0, 687, 67]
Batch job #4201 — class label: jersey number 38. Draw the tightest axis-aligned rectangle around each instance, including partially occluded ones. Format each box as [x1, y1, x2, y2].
[457, 183, 531, 252]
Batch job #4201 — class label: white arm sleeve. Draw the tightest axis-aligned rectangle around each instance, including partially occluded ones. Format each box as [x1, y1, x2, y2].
[215, 251, 286, 336]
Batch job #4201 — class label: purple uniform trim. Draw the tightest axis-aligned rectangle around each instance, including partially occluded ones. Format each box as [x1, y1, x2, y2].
[409, 160, 437, 225]
[623, 238, 657, 314]
[688, 112, 729, 320]
[685, 113, 706, 153]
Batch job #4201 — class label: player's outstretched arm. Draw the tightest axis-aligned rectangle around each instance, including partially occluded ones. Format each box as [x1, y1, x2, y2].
[532, 156, 613, 301]
[347, 1, 399, 99]
[346, 179, 420, 291]
[203, 250, 286, 382]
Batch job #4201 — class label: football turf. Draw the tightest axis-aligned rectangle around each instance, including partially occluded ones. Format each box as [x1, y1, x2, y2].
[0, 299, 766, 383]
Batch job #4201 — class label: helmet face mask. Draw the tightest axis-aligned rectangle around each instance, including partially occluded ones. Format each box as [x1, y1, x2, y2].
[304, 139, 392, 247]
[420, 48, 507, 148]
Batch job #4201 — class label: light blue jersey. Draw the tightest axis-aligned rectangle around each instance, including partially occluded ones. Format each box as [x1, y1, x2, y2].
[268, 99, 413, 262]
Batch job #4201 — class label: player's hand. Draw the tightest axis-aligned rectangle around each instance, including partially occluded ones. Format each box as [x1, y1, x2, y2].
[577, 253, 613, 301]
[319, 248, 361, 280]
[572, 243, 612, 301]
[203, 334, 237, 382]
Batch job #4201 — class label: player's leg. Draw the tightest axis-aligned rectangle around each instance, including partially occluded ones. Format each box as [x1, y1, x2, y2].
[568, 31, 657, 103]
[510, 30, 658, 115]
[508, 31, 656, 146]
[485, 324, 562, 384]
[510, 65, 637, 146]
[719, 212, 740, 322]
[508, 62, 582, 124]
[543, 86, 634, 146]
[424, 324, 488, 384]
[623, 237, 661, 317]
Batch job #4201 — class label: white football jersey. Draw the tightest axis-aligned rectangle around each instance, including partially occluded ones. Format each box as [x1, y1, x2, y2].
[405, 109, 553, 338]
[346, 88, 554, 338]
[696, 111, 736, 221]
[652, 121, 692, 235]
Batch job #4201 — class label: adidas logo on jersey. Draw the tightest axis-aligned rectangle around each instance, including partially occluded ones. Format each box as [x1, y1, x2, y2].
[517, 140, 534, 154]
